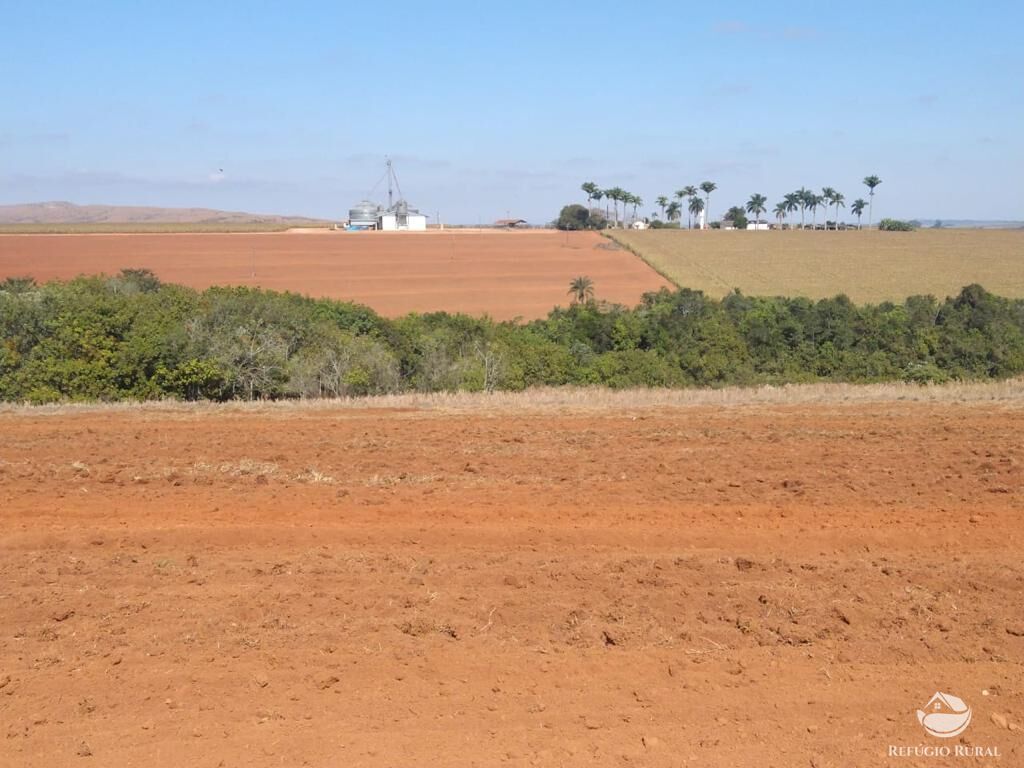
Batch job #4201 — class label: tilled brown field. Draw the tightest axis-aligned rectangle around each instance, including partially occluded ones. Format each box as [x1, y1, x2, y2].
[0, 230, 671, 320]
[1, 396, 1023, 766]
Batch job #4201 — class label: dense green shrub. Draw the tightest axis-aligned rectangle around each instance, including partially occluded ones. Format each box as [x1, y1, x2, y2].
[878, 218, 917, 231]
[1, 270, 1022, 403]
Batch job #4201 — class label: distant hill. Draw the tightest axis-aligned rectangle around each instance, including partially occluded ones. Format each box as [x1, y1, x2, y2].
[915, 219, 1024, 230]
[0, 201, 332, 228]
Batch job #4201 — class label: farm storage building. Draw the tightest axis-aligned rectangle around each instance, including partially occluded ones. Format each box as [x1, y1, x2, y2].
[379, 201, 427, 231]
[348, 201, 381, 229]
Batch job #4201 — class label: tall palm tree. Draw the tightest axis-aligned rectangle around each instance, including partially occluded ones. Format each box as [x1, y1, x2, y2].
[568, 276, 595, 304]
[616, 189, 630, 227]
[699, 181, 717, 229]
[745, 193, 768, 228]
[821, 187, 837, 230]
[688, 196, 705, 227]
[795, 188, 811, 229]
[630, 195, 642, 223]
[783, 193, 799, 229]
[682, 185, 698, 228]
[602, 188, 613, 222]
[606, 188, 624, 227]
[851, 198, 867, 229]
[581, 182, 600, 210]
[863, 175, 882, 227]
[666, 200, 682, 223]
[808, 194, 824, 229]
[655, 195, 669, 219]
[830, 191, 846, 230]
[773, 201, 788, 229]
[592, 188, 604, 219]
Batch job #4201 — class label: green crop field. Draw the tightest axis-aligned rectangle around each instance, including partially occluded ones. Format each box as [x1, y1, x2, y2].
[609, 228, 1024, 302]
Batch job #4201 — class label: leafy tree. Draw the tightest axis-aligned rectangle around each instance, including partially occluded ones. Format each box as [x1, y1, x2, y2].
[556, 204, 592, 231]
[723, 206, 748, 230]
[878, 218, 916, 231]
[665, 200, 682, 223]
[1, 276, 38, 294]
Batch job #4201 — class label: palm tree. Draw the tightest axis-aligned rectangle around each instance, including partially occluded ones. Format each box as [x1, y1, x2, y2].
[581, 182, 600, 210]
[666, 200, 682, 223]
[675, 187, 695, 229]
[592, 188, 604, 219]
[830, 191, 846, 230]
[615, 189, 630, 227]
[655, 195, 669, 219]
[795, 188, 811, 228]
[821, 187, 837, 230]
[863, 175, 882, 227]
[568, 276, 595, 304]
[688, 195, 705, 227]
[630, 194, 642, 224]
[808, 194, 824, 229]
[851, 198, 867, 229]
[745, 193, 768, 229]
[699, 181, 717, 229]
[606, 188, 624, 227]
[602, 188, 613, 223]
[783, 193, 799, 229]
[773, 201, 788, 229]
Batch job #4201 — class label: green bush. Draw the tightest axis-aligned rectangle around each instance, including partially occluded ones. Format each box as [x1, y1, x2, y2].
[878, 218, 916, 231]
[1, 275, 1022, 403]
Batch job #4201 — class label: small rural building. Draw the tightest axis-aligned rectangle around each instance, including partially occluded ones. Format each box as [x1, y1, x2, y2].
[746, 220, 770, 231]
[494, 218, 528, 228]
[378, 200, 427, 231]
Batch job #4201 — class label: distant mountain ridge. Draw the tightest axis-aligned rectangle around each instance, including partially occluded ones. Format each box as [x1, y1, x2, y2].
[0, 201, 330, 226]
[915, 219, 1024, 229]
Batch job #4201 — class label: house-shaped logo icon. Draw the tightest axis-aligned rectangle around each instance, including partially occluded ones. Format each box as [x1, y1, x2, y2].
[917, 692, 972, 738]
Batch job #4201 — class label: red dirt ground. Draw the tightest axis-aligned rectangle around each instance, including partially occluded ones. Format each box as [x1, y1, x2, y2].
[0, 231, 671, 320]
[1, 399, 1022, 766]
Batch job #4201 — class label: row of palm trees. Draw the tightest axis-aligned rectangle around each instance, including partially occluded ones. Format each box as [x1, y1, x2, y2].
[585, 175, 882, 230]
[654, 182, 718, 229]
[581, 183, 643, 228]
[763, 177, 881, 230]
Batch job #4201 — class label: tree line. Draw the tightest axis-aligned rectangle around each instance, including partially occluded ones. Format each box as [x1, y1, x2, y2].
[2, 271, 1022, 403]
[578, 176, 885, 230]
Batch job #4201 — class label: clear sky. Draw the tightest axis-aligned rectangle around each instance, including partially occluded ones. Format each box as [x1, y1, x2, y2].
[2, 1, 1022, 223]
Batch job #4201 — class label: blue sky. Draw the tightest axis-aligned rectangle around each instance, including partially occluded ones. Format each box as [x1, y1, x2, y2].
[2, 1, 1022, 223]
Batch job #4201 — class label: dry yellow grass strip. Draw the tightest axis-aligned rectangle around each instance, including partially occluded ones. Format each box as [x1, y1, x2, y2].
[2, 379, 1022, 417]
[609, 229, 1024, 302]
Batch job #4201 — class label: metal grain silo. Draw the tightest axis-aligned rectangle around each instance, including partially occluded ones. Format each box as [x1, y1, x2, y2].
[348, 200, 380, 227]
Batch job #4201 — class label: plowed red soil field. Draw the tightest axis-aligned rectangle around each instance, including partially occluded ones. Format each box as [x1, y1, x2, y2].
[2, 394, 1023, 766]
[0, 231, 671, 320]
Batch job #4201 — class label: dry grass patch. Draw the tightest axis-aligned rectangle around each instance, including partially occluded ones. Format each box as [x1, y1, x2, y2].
[609, 229, 1024, 302]
[2, 379, 1023, 418]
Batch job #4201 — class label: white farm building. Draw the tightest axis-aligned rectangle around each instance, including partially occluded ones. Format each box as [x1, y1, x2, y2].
[345, 158, 428, 231]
